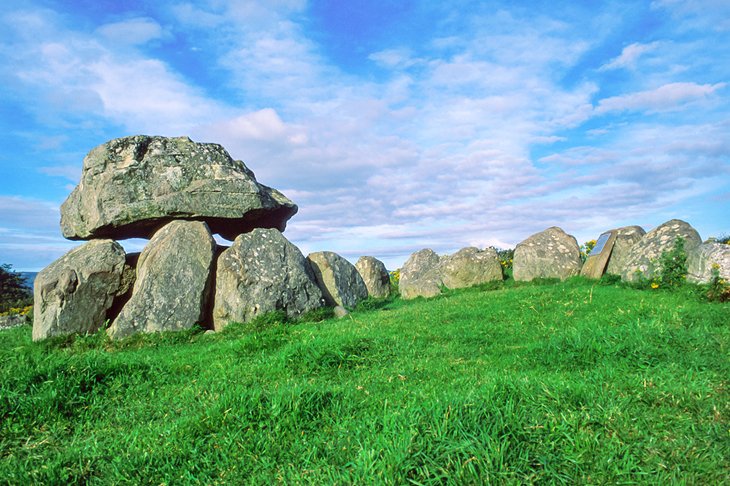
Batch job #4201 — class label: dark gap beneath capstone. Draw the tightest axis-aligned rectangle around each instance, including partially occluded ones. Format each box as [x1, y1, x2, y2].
[76, 206, 297, 241]
[106, 252, 140, 326]
[199, 244, 228, 331]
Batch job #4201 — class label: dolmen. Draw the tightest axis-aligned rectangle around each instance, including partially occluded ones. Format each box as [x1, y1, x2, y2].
[33, 136, 380, 341]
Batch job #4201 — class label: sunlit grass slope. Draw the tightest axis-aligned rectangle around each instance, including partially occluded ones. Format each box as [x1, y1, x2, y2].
[1, 278, 728, 484]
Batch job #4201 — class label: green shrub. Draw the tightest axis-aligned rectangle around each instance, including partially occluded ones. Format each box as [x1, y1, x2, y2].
[706, 264, 730, 302]
[657, 237, 688, 288]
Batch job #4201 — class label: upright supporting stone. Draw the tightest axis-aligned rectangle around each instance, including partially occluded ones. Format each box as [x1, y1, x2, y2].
[107, 220, 215, 340]
[33, 240, 126, 341]
[213, 228, 323, 330]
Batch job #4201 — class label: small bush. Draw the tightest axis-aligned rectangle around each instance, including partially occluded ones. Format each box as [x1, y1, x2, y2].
[706, 264, 730, 302]
[580, 239, 597, 262]
[657, 237, 688, 288]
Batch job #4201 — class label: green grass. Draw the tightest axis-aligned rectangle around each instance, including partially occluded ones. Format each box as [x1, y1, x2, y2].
[1, 278, 728, 484]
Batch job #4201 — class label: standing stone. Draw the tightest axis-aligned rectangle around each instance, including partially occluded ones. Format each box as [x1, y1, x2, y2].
[307, 252, 368, 308]
[355, 256, 391, 299]
[605, 226, 646, 275]
[440, 247, 503, 289]
[60, 135, 297, 241]
[33, 240, 126, 341]
[399, 249, 442, 299]
[513, 227, 582, 281]
[108, 221, 215, 339]
[213, 228, 323, 330]
[620, 219, 702, 283]
[687, 242, 730, 284]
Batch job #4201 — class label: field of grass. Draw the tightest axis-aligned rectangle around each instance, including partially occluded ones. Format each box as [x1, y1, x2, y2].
[1, 277, 728, 484]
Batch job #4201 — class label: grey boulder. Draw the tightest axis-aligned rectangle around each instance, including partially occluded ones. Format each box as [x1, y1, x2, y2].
[440, 247, 503, 289]
[355, 256, 391, 299]
[213, 228, 323, 330]
[621, 219, 701, 282]
[687, 242, 730, 284]
[108, 220, 215, 339]
[33, 240, 126, 341]
[605, 226, 646, 275]
[60, 135, 297, 241]
[307, 252, 368, 308]
[513, 227, 581, 281]
[399, 249, 443, 300]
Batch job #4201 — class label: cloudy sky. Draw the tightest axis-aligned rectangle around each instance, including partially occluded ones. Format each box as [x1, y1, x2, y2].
[1, 0, 728, 271]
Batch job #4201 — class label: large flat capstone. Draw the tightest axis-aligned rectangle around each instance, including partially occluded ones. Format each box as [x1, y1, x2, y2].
[60, 135, 297, 241]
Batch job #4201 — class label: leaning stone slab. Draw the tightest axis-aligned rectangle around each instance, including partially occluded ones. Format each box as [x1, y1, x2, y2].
[440, 247, 503, 289]
[605, 226, 645, 275]
[33, 240, 126, 341]
[355, 256, 391, 299]
[687, 242, 730, 284]
[620, 219, 702, 283]
[108, 220, 215, 339]
[581, 230, 618, 279]
[399, 249, 442, 299]
[61, 135, 297, 241]
[213, 228, 323, 330]
[513, 227, 581, 281]
[307, 252, 368, 308]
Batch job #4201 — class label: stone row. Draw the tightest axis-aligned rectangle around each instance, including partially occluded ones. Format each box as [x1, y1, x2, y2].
[398, 219, 729, 299]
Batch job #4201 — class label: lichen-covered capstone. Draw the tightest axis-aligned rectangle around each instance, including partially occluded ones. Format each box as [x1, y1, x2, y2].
[33, 240, 126, 341]
[355, 256, 391, 299]
[307, 252, 368, 308]
[213, 228, 323, 330]
[107, 220, 215, 339]
[399, 249, 443, 299]
[513, 227, 581, 281]
[60, 135, 297, 241]
[440, 247, 503, 289]
[620, 219, 701, 283]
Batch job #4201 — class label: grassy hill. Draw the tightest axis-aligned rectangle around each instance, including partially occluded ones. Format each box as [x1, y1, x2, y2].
[0, 278, 727, 484]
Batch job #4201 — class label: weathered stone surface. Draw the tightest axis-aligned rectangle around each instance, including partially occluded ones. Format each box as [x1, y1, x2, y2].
[307, 252, 368, 308]
[440, 247, 503, 289]
[621, 219, 702, 282]
[580, 231, 618, 279]
[61, 135, 297, 241]
[355, 256, 391, 299]
[687, 242, 730, 284]
[513, 227, 581, 281]
[605, 226, 646, 275]
[108, 221, 215, 339]
[399, 249, 442, 299]
[213, 228, 323, 330]
[33, 240, 126, 341]
[0, 314, 26, 331]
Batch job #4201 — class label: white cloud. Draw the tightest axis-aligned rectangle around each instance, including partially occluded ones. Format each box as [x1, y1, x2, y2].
[595, 82, 726, 114]
[599, 42, 660, 71]
[95, 18, 165, 46]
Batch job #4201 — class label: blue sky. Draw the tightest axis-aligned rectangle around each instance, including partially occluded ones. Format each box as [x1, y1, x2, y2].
[1, 0, 728, 271]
